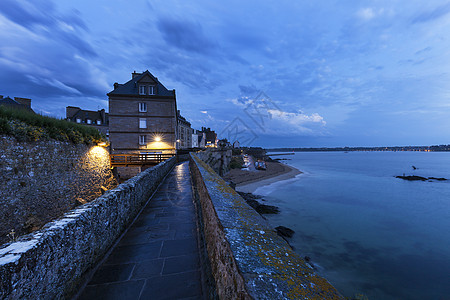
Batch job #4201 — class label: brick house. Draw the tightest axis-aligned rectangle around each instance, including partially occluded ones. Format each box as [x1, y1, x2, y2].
[177, 110, 192, 149]
[107, 71, 177, 155]
[65, 106, 109, 135]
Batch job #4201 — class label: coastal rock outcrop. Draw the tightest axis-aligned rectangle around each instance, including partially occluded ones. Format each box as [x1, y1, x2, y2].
[395, 175, 447, 181]
[275, 226, 295, 238]
[237, 192, 280, 214]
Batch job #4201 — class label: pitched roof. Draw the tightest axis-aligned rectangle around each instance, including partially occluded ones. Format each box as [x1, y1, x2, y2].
[107, 70, 175, 97]
[0, 97, 34, 112]
[66, 106, 108, 125]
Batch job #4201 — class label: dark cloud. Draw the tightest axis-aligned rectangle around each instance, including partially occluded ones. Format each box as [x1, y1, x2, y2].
[412, 2, 450, 23]
[0, 0, 56, 29]
[0, 0, 95, 57]
[156, 18, 216, 54]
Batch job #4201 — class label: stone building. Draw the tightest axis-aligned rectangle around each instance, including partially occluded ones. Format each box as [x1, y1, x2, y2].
[192, 130, 206, 148]
[201, 127, 218, 147]
[107, 71, 177, 155]
[177, 110, 192, 149]
[65, 106, 109, 135]
[0, 96, 34, 113]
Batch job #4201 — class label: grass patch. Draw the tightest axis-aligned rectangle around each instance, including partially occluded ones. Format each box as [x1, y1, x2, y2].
[0, 106, 106, 144]
[229, 156, 244, 169]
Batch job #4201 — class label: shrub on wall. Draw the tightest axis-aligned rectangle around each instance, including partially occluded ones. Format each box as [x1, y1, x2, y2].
[0, 106, 105, 144]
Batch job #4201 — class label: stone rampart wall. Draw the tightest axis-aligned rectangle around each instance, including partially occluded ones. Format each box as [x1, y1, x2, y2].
[190, 153, 343, 300]
[0, 156, 176, 299]
[0, 136, 117, 244]
[195, 148, 232, 176]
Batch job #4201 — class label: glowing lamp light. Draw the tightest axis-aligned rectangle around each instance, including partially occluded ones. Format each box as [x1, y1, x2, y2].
[97, 142, 107, 147]
[154, 136, 161, 142]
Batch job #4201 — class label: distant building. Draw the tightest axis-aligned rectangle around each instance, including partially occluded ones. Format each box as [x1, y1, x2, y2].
[107, 70, 177, 155]
[201, 127, 217, 148]
[192, 130, 206, 148]
[232, 140, 240, 148]
[65, 106, 109, 135]
[177, 110, 192, 149]
[0, 96, 34, 113]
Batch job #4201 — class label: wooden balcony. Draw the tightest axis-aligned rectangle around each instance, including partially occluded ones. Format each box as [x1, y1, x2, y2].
[110, 153, 175, 167]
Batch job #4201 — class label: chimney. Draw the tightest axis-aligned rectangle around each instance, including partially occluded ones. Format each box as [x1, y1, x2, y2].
[0, 95, 3, 100]
[132, 71, 142, 79]
[113, 82, 119, 89]
[99, 109, 106, 123]
[14, 97, 31, 107]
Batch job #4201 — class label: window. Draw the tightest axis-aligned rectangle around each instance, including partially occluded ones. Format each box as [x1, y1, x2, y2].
[139, 102, 147, 112]
[139, 85, 146, 95]
[139, 118, 147, 129]
[96, 120, 101, 125]
[148, 85, 155, 95]
[86, 119, 92, 124]
[76, 118, 81, 123]
[139, 135, 146, 145]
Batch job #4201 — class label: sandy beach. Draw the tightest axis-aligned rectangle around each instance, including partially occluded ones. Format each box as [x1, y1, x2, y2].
[223, 161, 302, 194]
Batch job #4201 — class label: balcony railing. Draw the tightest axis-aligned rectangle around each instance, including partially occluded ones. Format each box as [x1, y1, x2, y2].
[110, 153, 175, 167]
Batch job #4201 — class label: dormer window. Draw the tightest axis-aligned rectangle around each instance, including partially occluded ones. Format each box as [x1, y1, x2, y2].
[139, 85, 155, 95]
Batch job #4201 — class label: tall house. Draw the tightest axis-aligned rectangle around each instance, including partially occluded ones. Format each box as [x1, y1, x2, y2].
[201, 127, 218, 147]
[107, 71, 177, 154]
[177, 110, 192, 149]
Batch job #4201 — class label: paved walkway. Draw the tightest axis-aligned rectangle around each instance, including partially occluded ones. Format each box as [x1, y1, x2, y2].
[78, 162, 204, 300]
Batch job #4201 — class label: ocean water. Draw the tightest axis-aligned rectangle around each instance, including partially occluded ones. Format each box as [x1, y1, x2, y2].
[258, 152, 450, 300]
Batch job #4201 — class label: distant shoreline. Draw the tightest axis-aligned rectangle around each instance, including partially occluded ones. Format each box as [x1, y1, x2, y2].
[223, 161, 302, 194]
[267, 145, 450, 152]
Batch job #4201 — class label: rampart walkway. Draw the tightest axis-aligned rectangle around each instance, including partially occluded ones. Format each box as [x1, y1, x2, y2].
[78, 161, 204, 299]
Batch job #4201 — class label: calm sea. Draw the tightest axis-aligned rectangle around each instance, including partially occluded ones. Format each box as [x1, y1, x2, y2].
[259, 152, 450, 300]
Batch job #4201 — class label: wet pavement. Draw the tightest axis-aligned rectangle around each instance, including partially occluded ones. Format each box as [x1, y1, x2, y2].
[78, 161, 204, 300]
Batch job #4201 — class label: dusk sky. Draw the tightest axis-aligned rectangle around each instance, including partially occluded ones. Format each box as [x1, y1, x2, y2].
[1, 0, 450, 147]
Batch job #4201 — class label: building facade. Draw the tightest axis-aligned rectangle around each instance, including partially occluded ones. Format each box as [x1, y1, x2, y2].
[192, 130, 206, 148]
[201, 127, 218, 148]
[0, 96, 34, 113]
[65, 106, 109, 135]
[107, 71, 177, 155]
[177, 110, 192, 149]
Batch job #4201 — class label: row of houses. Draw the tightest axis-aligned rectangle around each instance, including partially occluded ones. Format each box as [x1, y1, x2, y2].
[65, 70, 218, 154]
[1, 70, 220, 158]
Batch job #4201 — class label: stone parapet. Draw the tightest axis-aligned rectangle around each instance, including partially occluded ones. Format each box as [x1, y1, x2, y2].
[190, 153, 343, 300]
[0, 156, 176, 299]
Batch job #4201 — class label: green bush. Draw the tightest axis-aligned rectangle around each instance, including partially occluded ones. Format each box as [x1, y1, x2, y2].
[0, 106, 106, 144]
[229, 156, 244, 169]
[0, 117, 11, 134]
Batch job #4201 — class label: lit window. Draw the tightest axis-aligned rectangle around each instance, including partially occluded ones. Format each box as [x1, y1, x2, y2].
[139, 118, 147, 129]
[139, 102, 147, 112]
[86, 119, 92, 124]
[148, 85, 155, 95]
[96, 120, 101, 125]
[139, 85, 146, 95]
[139, 135, 146, 145]
[76, 118, 81, 123]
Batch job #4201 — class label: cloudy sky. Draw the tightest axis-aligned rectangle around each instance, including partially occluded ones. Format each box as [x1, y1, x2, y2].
[1, 0, 450, 147]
